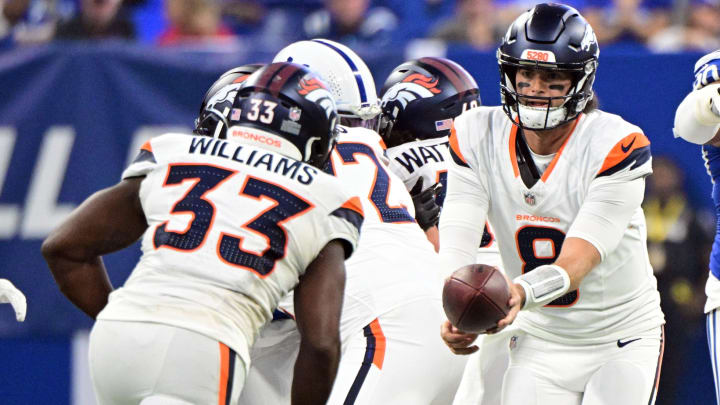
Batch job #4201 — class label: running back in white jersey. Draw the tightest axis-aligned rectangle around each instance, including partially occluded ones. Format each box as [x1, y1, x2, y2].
[449, 106, 664, 344]
[386, 136, 500, 266]
[325, 126, 442, 326]
[97, 133, 362, 368]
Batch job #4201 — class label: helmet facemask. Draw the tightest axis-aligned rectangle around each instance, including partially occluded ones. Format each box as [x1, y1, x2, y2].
[499, 57, 596, 131]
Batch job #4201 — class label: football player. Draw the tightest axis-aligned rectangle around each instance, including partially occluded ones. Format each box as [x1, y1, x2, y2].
[240, 39, 467, 405]
[41, 62, 362, 405]
[673, 49, 720, 405]
[439, 4, 666, 405]
[378, 56, 507, 404]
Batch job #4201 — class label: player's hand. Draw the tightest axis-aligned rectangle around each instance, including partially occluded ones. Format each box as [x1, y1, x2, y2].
[0, 279, 26, 322]
[440, 320, 479, 355]
[410, 178, 441, 231]
[487, 281, 524, 335]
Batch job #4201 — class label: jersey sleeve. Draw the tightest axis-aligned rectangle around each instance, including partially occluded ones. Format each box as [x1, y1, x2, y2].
[325, 195, 364, 259]
[567, 175, 646, 260]
[439, 117, 490, 277]
[122, 139, 158, 179]
[595, 132, 652, 181]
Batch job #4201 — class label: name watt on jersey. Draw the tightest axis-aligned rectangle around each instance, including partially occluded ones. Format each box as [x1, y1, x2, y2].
[392, 141, 449, 174]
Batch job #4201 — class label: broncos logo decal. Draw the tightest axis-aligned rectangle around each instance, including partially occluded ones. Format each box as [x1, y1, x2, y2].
[206, 83, 244, 120]
[298, 78, 327, 95]
[402, 73, 441, 94]
[382, 74, 441, 114]
[298, 77, 336, 119]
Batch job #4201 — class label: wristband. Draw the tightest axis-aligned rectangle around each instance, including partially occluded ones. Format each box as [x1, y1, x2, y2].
[514, 264, 571, 310]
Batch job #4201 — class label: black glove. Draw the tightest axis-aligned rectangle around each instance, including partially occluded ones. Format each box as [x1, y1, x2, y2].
[410, 177, 442, 231]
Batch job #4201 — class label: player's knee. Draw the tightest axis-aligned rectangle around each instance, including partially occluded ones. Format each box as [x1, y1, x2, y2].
[502, 366, 538, 405]
[139, 395, 195, 405]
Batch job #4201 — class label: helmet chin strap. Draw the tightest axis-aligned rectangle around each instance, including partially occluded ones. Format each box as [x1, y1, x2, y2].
[514, 125, 542, 188]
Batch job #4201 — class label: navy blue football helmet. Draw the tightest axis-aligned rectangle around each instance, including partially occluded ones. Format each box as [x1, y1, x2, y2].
[498, 3, 599, 130]
[227, 62, 339, 168]
[379, 57, 481, 148]
[194, 64, 263, 138]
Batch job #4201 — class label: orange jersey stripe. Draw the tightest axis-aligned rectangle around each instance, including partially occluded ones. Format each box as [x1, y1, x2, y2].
[369, 319, 386, 369]
[378, 138, 388, 150]
[341, 196, 364, 218]
[509, 125, 520, 177]
[218, 343, 230, 405]
[597, 132, 651, 175]
[449, 125, 469, 166]
[141, 140, 153, 153]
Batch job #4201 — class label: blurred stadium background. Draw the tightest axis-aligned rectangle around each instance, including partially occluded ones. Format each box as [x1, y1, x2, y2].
[0, 0, 718, 403]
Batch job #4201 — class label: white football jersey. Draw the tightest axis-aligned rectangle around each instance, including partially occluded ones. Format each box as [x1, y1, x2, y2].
[386, 136, 501, 268]
[281, 126, 443, 336]
[97, 133, 362, 369]
[448, 107, 664, 344]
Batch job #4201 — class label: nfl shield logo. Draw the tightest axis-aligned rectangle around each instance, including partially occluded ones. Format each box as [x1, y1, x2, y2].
[231, 108, 242, 121]
[289, 107, 302, 121]
[524, 192, 536, 206]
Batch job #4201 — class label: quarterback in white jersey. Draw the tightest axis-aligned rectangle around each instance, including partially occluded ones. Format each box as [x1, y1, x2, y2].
[440, 5, 665, 405]
[42, 63, 361, 405]
[673, 49, 720, 405]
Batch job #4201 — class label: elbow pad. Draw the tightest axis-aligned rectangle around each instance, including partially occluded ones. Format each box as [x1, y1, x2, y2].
[674, 83, 720, 145]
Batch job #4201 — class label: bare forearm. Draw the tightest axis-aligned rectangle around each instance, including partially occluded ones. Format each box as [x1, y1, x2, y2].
[45, 255, 112, 319]
[554, 237, 600, 291]
[291, 341, 340, 405]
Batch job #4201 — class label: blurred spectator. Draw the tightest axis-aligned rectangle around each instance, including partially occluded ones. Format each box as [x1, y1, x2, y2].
[303, 0, 398, 49]
[1, 0, 76, 45]
[157, 0, 235, 46]
[223, 0, 265, 36]
[648, 0, 720, 52]
[55, 0, 135, 40]
[644, 156, 711, 404]
[429, 0, 503, 50]
[583, 0, 671, 48]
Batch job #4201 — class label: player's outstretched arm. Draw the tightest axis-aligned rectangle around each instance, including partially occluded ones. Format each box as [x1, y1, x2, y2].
[291, 239, 346, 405]
[41, 178, 147, 319]
[0, 279, 26, 322]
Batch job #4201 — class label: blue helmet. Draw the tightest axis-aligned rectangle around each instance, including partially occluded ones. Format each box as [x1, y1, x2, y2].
[498, 3, 599, 130]
[194, 64, 264, 138]
[226, 62, 339, 168]
[379, 57, 481, 148]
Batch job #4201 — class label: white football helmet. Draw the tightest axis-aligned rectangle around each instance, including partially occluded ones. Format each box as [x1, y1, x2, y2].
[273, 39, 382, 129]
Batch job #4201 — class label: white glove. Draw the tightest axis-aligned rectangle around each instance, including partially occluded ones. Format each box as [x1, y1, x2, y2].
[0, 279, 26, 322]
[695, 83, 720, 124]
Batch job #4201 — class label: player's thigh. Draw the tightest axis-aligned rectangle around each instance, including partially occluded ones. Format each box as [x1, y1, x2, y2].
[452, 328, 512, 405]
[329, 300, 465, 405]
[238, 319, 299, 405]
[326, 322, 380, 405]
[583, 331, 664, 405]
[89, 320, 246, 405]
[501, 331, 582, 405]
[503, 364, 582, 405]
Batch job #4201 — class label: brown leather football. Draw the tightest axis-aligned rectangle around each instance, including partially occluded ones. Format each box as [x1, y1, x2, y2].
[442, 264, 511, 333]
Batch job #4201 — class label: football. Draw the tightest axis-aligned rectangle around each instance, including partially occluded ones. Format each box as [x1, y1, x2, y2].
[442, 264, 511, 333]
